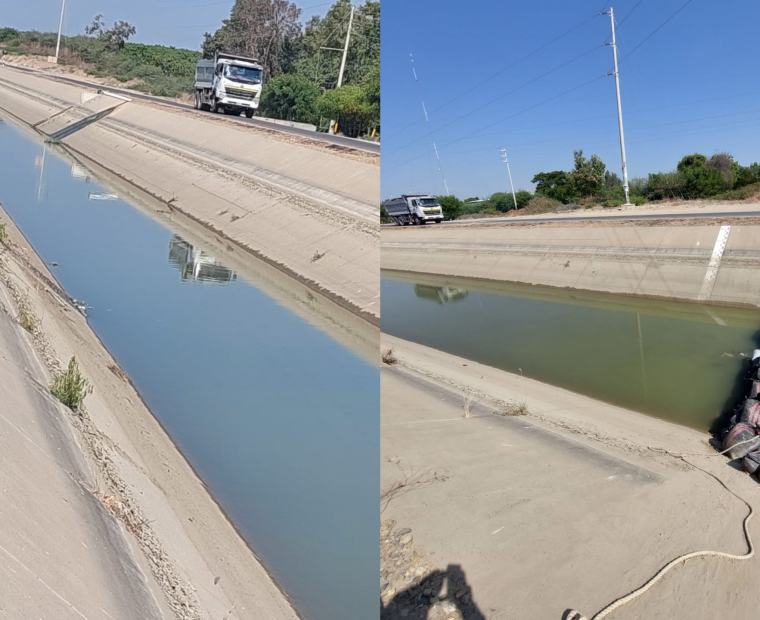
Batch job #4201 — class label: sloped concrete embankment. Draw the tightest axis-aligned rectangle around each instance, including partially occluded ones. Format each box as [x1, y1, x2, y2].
[381, 224, 760, 308]
[0, 65, 379, 323]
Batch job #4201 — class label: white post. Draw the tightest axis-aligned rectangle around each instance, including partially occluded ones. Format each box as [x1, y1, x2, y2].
[54, 0, 66, 63]
[337, 5, 354, 89]
[329, 4, 354, 135]
[500, 148, 517, 210]
[607, 8, 631, 205]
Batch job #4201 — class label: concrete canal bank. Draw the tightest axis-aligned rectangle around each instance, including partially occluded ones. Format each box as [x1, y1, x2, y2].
[381, 219, 760, 308]
[0, 63, 379, 322]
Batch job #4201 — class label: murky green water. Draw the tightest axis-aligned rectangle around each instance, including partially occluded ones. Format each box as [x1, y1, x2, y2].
[0, 119, 378, 620]
[382, 271, 760, 432]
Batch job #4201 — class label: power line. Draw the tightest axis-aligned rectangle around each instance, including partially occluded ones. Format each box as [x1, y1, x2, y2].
[385, 74, 606, 172]
[383, 11, 604, 141]
[617, 0, 646, 29]
[620, 0, 697, 62]
[385, 44, 605, 155]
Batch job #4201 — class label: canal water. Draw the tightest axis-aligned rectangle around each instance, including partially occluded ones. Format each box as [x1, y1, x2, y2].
[382, 271, 760, 432]
[0, 119, 378, 620]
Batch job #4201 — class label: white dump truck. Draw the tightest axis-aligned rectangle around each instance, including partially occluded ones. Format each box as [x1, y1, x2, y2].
[194, 52, 264, 118]
[383, 195, 443, 225]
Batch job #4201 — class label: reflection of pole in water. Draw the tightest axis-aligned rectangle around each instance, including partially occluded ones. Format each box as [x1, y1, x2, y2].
[34, 143, 47, 203]
[637, 313, 647, 399]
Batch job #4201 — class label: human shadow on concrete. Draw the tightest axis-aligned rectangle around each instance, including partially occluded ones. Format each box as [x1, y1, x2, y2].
[381, 564, 486, 620]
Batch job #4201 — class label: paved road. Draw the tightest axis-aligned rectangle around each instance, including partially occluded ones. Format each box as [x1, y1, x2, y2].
[3, 63, 380, 154]
[381, 209, 760, 228]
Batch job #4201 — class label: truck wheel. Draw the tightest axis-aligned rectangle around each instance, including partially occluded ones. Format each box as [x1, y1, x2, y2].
[245, 109, 254, 119]
[435, 219, 442, 224]
[211, 100, 222, 114]
[200, 102, 211, 112]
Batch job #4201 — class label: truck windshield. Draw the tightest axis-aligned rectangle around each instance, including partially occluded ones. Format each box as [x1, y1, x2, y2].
[223, 65, 262, 84]
[419, 198, 439, 206]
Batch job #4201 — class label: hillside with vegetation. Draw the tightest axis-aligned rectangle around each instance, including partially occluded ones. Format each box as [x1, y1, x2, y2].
[0, 0, 379, 137]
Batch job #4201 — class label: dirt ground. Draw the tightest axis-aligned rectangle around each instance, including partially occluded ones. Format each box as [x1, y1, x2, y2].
[380, 335, 760, 620]
[0, 207, 301, 619]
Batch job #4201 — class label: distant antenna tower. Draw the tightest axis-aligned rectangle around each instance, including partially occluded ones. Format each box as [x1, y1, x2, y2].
[410, 54, 450, 196]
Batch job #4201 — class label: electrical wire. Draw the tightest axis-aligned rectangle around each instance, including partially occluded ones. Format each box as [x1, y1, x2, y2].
[385, 74, 606, 172]
[620, 0, 697, 62]
[383, 11, 604, 141]
[385, 44, 605, 155]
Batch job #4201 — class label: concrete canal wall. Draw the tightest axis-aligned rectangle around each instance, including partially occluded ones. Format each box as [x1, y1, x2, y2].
[381, 223, 760, 308]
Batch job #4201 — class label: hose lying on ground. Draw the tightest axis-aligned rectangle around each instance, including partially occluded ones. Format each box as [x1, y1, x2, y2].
[564, 442, 756, 620]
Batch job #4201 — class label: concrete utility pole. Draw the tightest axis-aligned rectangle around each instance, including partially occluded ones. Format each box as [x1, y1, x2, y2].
[604, 7, 632, 205]
[411, 54, 450, 195]
[500, 148, 517, 210]
[54, 0, 66, 63]
[328, 5, 354, 135]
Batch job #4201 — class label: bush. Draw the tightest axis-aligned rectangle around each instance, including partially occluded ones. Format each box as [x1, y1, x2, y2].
[714, 182, 760, 201]
[437, 195, 463, 220]
[50, 357, 92, 412]
[522, 196, 562, 215]
[680, 166, 726, 199]
[486, 190, 532, 212]
[0, 27, 20, 43]
[261, 74, 320, 124]
[317, 84, 376, 137]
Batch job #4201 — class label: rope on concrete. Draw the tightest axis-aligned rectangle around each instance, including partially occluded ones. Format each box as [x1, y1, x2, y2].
[565, 447, 755, 620]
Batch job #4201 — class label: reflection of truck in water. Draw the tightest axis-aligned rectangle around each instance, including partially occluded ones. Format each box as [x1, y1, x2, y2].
[194, 52, 264, 118]
[168, 236, 237, 284]
[383, 195, 444, 225]
[414, 285, 468, 304]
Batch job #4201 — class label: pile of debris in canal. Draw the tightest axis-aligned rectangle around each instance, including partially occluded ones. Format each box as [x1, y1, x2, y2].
[721, 350, 760, 473]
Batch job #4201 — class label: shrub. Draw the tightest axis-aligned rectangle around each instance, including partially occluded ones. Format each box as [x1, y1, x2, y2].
[317, 85, 376, 137]
[50, 357, 92, 412]
[714, 182, 760, 201]
[522, 196, 562, 215]
[261, 74, 321, 124]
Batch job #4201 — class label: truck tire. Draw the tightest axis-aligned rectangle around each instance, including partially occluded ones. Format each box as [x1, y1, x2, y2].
[245, 109, 254, 119]
[435, 219, 442, 224]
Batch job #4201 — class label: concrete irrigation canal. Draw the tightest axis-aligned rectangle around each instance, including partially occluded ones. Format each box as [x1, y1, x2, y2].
[0, 117, 378, 620]
[382, 271, 760, 432]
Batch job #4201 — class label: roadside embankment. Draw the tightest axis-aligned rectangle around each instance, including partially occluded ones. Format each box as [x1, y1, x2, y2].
[0, 207, 301, 620]
[381, 221, 760, 307]
[380, 334, 760, 620]
[0, 64, 379, 322]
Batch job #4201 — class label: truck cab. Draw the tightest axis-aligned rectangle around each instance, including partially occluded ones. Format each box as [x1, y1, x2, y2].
[195, 52, 264, 118]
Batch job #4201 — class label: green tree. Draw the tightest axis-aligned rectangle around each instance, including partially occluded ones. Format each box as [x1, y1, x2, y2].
[85, 14, 135, 50]
[202, 0, 302, 77]
[260, 74, 320, 122]
[532, 170, 575, 203]
[436, 195, 463, 220]
[677, 153, 708, 173]
[294, 0, 379, 90]
[570, 150, 606, 197]
[604, 170, 622, 187]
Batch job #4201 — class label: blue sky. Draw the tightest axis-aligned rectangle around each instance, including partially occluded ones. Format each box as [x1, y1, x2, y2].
[381, 0, 760, 200]
[2, 0, 334, 50]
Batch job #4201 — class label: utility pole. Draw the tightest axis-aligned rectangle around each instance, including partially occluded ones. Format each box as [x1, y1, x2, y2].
[411, 54, 450, 195]
[54, 0, 66, 63]
[604, 7, 632, 205]
[499, 148, 517, 210]
[328, 5, 354, 135]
